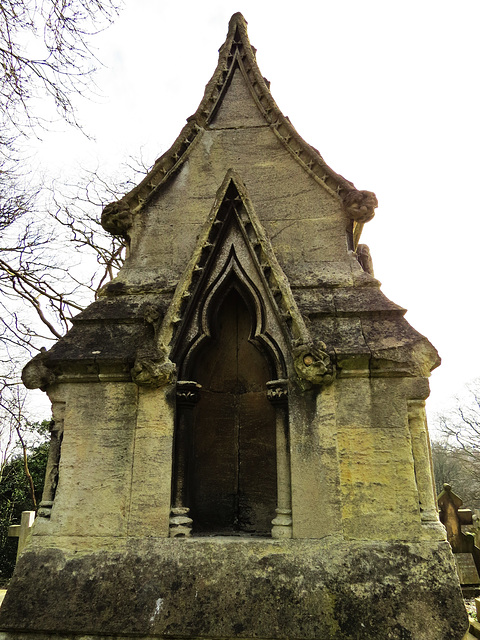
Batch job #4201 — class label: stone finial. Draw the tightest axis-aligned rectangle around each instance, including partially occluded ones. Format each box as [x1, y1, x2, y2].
[292, 343, 334, 391]
[21, 349, 56, 391]
[131, 347, 176, 388]
[343, 190, 378, 224]
[101, 200, 133, 237]
[356, 244, 374, 276]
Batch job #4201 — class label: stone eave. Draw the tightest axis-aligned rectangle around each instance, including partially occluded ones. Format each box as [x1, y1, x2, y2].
[102, 13, 378, 243]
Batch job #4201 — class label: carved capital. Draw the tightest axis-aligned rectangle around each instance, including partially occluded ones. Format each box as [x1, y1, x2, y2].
[266, 379, 288, 405]
[293, 343, 334, 391]
[21, 349, 56, 391]
[101, 200, 133, 236]
[343, 190, 378, 224]
[176, 381, 202, 406]
[131, 347, 176, 388]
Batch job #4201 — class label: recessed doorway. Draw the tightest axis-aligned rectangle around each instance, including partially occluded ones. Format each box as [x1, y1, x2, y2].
[188, 287, 277, 536]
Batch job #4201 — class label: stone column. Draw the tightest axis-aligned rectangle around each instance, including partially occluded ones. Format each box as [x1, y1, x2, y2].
[267, 379, 292, 539]
[407, 399, 445, 537]
[37, 401, 65, 519]
[169, 381, 201, 538]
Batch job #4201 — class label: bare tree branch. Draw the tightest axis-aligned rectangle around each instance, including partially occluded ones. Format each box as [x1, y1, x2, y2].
[432, 379, 480, 505]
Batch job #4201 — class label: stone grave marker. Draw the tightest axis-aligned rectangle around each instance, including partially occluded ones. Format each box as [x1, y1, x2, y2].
[438, 483, 480, 586]
[7, 511, 35, 561]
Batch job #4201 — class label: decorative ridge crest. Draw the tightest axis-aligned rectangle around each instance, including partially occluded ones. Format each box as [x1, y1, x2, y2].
[101, 13, 377, 242]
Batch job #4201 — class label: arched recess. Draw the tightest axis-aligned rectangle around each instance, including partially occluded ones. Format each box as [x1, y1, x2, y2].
[170, 251, 292, 539]
[190, 284, 276, 535]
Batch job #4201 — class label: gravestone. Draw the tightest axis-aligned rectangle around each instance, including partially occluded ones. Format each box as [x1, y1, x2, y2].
[0, 13, 467, 640]
[7, 511, 35, 561]
[455, 554, 480, 585]
[438, 483, 480, 587]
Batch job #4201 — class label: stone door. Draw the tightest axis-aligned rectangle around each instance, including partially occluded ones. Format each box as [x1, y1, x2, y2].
[190, 287, 277, 535]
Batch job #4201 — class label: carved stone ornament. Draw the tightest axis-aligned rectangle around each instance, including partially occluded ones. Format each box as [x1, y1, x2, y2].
[143, 303, 161, 325]
[176, 381, 202, 406]
[342, 190, 378, 224]
[266, 379, 288, 405]
[131, 347, 176, 388]
[21, 349, 56, 391]
[356, 243, 374, 276]
[292, 343, 334, 391]
[101, 199, 133, 236]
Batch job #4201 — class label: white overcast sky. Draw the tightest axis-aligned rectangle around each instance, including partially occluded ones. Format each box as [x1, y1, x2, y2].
[32, 0, 480, 429]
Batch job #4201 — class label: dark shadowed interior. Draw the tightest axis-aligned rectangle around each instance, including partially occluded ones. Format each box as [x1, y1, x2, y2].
[189, 287, 277, 535]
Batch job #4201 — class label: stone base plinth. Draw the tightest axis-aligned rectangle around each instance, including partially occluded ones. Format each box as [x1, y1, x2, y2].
[0, 538, 467, 640]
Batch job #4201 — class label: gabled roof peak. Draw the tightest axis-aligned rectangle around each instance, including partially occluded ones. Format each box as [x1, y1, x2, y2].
[228, 12, 247, 30]
[102, 13, 377, 246]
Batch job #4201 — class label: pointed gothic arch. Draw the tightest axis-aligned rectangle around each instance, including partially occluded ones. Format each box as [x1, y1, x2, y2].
[179, 247, 286, 382]
[168, 177, 294, 539]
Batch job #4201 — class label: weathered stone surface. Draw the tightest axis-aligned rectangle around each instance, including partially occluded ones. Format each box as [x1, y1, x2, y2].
[0, 540, 467, 640]
[101, 199, 133, 237]
[131, 347, 176, 388]
[342, 189, 378, 223]
[21, 350, 55, 390]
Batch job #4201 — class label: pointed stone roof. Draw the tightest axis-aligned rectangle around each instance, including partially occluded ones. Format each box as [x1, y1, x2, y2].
[21, 13, 440, 392]
[102, 13, 378, 246]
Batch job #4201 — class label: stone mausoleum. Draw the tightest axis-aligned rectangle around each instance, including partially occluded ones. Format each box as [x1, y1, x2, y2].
[0, 13, 467, 640]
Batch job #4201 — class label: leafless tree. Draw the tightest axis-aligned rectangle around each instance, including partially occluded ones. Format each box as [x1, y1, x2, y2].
[0, 0, 127, 359]
[431, 440, 480, 507]
[1, 0, 122, 132]
[435, 379, 480, 456]
[0, 154, 150, 360]
[0, 1, 134, 510]
[431, 379, 480, 507]
[0, 379, 45, 499]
